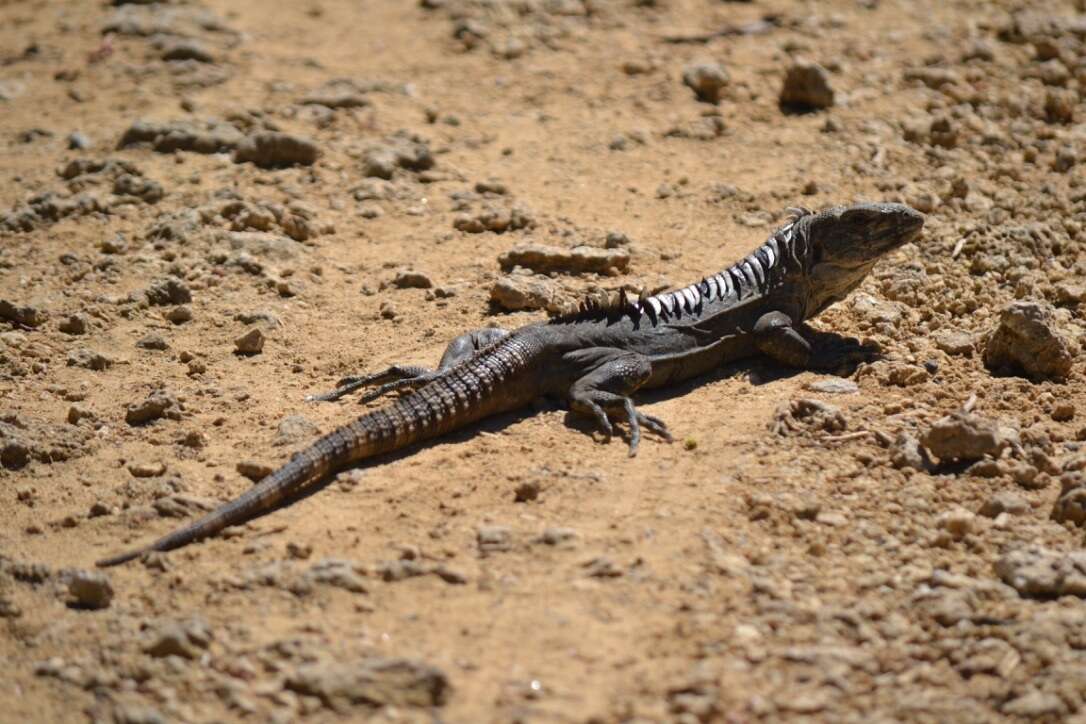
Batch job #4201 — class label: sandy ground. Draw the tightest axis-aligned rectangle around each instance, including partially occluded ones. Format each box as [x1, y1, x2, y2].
[2, 0, 1086, 722]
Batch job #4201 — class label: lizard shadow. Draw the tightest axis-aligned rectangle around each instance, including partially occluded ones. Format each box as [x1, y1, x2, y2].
[276, 404, 539, 511]
[561, 329, 881, 446]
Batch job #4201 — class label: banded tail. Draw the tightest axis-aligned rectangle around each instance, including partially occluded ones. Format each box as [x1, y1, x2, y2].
[96, 336, 539, 567]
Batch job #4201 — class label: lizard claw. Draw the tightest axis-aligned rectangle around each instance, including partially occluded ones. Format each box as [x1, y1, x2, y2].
[637, 412, 672, 442]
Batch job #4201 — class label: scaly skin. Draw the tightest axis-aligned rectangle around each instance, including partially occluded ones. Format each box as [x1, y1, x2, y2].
[97, 202, 923, 567]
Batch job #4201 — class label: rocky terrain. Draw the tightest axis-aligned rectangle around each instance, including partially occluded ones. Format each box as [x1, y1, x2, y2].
[2, 0, 1086, 721]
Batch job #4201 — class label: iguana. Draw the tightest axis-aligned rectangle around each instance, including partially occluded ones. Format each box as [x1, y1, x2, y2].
[97, 202, 923, 566]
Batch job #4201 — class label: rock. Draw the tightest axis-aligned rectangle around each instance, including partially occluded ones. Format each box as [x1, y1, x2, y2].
[237, 460, 273, 482]
[66, 348, 113, 371]
[780, 61, 835, 111]
[682, 62, 730, 103]
[136, 333, 169, 350]
[67, 405, 95, 425]
[1055, 282, 1086, 305]
[286, 542, 313, 560]
[583, 556, 623, 578]
[920, 412, 1017, 463]
[498, 244, 629, 276]
[125, 391, 182, 425]
[145, 278, 192, 306]
[932, 330, 974, 356]
[513, 480, 539, 502]
[361, 147, 398, 180]
[361, 133, 434, 178]
[850, 293, 904, 325]
[234, 132, 319, 168]
[890, 432, 932, 472]
[379, 559, 427, 582]
[1052, 487, 1086, 526]
[477, 525, 512, 553]
[66, 570, 113, 610]
[113, 173, 164, 203]
[1, 440, 30, 469]
[903, 66, 962, 89]
[159, 38, 214, 63]
[153, 494, 213, 519]
[302, 89, 371, 109]
[923, 589, 975, 627]
[127, 461, 166, 478]
[306, 559, 368, 593]
[928, 116, 958, 149]
[234, 328, 265, 355]
[1044, 88, 1075, 124]
[67, 132, 92, 150]
[1051, 402, 1074, 422]
[118, 118, 244, 154]
[453, 205, 534, 234]
[803, 378, 858, 394]
[275, 415, 319, 446]
[489, 274, 562, 313]
[540, 527, 578, 546]
[1003, 690, 1067, 718]
[936, 508, 975, 540]
[983, 301, 1074, 381]
[0, 300, 47, 328]
[979, 492, 1029, 518]
[605, 231, 630, 248]
[770, 398, 846, 436]
[474, 179, 508, 195]
[164, 305, 192, 324]
[284, 657, 450, 710]
[58, 314, 89, 335]
[144, 617, 213, 659]
[392, 270, 433, 289]
[995, 547, 1086, 598]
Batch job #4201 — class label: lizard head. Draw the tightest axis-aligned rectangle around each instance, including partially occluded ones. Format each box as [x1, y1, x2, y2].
[794, 202, 924, 315]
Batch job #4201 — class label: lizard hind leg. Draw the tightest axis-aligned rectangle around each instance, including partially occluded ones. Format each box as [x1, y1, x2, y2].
[566, 348, 673, 457]
[306, 327, 509, 403]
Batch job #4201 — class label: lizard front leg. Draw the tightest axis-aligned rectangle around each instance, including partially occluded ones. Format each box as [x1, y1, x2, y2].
[308, 327, 509, 402]
[564, 348, 673, 457]
[754, 311, 812, 368]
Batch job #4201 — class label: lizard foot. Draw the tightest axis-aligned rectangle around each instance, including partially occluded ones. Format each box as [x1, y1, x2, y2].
[571, 393, 671, 457]
[566, 348, 668, 456]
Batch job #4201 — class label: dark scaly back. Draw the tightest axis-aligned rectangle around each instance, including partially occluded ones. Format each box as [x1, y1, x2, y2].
[96, 334, 543, 566]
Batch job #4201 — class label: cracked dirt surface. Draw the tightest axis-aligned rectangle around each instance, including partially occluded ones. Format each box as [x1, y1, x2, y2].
[2, 1, 1086, 722]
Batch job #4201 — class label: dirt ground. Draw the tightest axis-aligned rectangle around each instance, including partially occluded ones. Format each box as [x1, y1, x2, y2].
[2, 0, 1086, 722]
